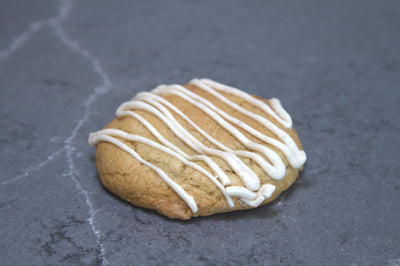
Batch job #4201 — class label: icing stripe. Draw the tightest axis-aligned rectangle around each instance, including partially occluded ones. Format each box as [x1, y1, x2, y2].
[89, 133, 198, 212]
[89, 129, 234, 208]
[226, 184, 276, 207]
[116, 104, 232, 186]
[152, 85, 290, 179]
[200, 79, 292, 128]
[153, 81, 306, 170]
[135, 92, 231, 151]
[117, 98, 262, 190]
[89, 79, 307, 213]
[191, 79, 306, 169]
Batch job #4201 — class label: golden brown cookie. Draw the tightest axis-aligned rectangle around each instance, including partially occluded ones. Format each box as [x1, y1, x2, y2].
[89, 79, 306, 219]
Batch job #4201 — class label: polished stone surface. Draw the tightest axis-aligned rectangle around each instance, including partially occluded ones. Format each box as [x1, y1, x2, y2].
[1, 0, 399, 265]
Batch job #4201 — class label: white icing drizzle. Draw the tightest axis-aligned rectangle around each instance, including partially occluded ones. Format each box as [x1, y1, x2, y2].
[89, 79, 306, 214]
[200, 79, 293, 128]
[226, 184, 276, 207]
[117, 98, 261, 190]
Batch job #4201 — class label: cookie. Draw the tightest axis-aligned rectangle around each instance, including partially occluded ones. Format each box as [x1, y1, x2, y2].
[89, 79, 306, 219]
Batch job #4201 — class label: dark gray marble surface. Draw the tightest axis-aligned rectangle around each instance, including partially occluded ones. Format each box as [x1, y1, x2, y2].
[1, 0, 399, 265]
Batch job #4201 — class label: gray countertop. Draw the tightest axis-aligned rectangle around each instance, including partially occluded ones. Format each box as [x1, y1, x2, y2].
[1, 0, 399, 265]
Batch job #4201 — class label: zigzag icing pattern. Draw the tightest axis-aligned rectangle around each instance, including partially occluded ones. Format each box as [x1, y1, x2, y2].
[89, 79, 306, 213]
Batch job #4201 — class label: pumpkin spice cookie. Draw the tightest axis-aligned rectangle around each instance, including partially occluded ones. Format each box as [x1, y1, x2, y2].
[89, 79, 306, 219]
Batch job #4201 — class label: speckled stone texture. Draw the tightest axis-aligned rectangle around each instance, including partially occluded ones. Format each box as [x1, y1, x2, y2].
[1, 0, 399, 265]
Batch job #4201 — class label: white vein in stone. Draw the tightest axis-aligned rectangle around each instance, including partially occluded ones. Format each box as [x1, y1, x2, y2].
[0, 0, 68, 60]
[1, 0, 110, 263]
[49, 1, 111, 89]
[0, 20, 47, 60]
[51, 0, 110, 264]
[65, 152, 108, 265]
[1, 147, 65, 185]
